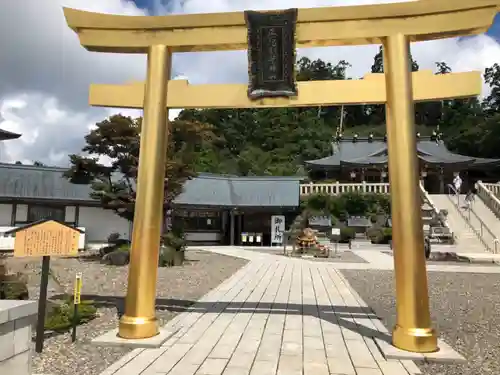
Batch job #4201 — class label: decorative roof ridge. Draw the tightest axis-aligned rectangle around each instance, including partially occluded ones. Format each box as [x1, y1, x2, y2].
[336, 136, 439, 142]
[0, 162, 65, 172]
[190, 173, 305, 182]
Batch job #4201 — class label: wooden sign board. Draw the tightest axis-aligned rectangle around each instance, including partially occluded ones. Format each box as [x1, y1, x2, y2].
[13, 220, 80, 258]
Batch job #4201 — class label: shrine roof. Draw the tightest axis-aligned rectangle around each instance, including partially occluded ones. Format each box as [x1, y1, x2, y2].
[0, 164, 301, 208]
[0, 128, 21, 141]
[305, 137, 500, 169]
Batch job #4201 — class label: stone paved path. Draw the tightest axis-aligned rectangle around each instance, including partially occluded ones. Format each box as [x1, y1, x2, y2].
[101, 248, 424, 375]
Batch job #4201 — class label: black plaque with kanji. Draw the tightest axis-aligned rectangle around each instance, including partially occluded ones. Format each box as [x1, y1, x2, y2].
[245, 9, 298, 100]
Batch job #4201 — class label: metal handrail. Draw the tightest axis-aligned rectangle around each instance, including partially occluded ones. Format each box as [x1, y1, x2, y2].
[446, 184, 499, 254]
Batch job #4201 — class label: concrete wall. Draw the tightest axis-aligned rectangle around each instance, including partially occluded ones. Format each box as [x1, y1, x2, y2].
[0, 300, 37, 375]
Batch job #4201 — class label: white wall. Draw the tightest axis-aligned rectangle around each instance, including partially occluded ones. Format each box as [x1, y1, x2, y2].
[0, 203, 131, 249]
[65, 206, 77, 223]
[185, 232, 221, 243]
[0, 204, 12, 226]
[16, 205, 28, 221]
[78, 206, 131, 243]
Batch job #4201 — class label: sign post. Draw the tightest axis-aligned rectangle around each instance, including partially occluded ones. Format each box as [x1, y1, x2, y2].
[9, 220, 81, 353]
[331, 227, 341, 255]
[72, 272, 82, 342]
[271, 215, 285, 247]
[36, 256, 51, 353]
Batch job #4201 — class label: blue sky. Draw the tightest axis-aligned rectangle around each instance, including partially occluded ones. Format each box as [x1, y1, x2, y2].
[131, 0, 500, 41]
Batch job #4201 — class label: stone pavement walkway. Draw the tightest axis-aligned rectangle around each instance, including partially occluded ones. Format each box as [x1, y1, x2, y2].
[101, 248, 422, 375]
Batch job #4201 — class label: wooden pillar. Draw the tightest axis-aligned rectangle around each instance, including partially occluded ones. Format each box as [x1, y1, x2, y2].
[229, 210, 235, 246]
[439, 168, 445, 193]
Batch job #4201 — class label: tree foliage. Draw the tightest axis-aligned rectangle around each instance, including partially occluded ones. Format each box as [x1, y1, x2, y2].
[64, 115, 216, 221]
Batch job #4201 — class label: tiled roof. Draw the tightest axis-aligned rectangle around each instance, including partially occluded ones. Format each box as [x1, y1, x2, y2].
[0, 128, 21, 141]
[305, 137, 500, 169]
[0, 164, 301, 208]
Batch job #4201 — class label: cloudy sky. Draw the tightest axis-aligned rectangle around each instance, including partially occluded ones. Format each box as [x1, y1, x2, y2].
[1, 0, 500, 166]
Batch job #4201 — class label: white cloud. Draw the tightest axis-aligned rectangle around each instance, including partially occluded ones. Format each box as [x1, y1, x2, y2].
[1, 0, 499, 165]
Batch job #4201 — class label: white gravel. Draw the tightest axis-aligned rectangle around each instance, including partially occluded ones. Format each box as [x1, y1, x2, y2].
[341, 269, 500, 375]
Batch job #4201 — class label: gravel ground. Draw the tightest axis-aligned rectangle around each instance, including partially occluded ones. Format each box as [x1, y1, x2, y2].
[341, 270, 500, 375]
[243, 248, 367, 263]
[4, 249, 247, 375]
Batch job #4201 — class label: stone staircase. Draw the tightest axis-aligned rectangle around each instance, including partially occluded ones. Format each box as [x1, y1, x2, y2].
[430, 194, 487, 253]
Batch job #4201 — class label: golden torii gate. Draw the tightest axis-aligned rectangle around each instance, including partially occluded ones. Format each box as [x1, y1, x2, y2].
[64, 0, 500, 353]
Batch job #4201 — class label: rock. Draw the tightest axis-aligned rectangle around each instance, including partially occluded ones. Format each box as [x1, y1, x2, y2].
[428, 251, 470, 263]
[102, 250, 130, 266]
[99, 245, 116, 257]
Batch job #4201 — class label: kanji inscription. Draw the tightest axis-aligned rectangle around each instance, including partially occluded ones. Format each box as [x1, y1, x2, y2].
[13, 220, 80, 258]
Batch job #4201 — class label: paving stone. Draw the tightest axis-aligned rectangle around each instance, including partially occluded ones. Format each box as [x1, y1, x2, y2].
[304, 360, 330, 375]
[222, 367, 250, 375]
[376, 360, 410, 375]
[345, 339, 378, 368]
[209, 344, 237, 359]
[281, 341, 302, 356]
[277, 354, 302, 375]
[304, 349, 327, 363]
[327, 357, 356, 374]
[304, 336, 325, 350]
[282, 329, 302, 342]
[249, 360, 278, 375]
[95, 250, 434, 375]
[227, 352, 256, 369]
[400, 360, 422, 374]
[167, 363, 200, 375]
[355, 368, 383, 375]
[196, 358, 229, 375]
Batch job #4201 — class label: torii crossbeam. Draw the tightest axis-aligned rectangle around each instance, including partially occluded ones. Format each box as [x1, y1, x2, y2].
[89, 70, 480, 109]
[64, 0, 500, 354]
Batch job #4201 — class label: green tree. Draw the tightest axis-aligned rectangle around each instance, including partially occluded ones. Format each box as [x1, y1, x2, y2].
[64, 114, 216, 221]
[483, 63, 500, 115]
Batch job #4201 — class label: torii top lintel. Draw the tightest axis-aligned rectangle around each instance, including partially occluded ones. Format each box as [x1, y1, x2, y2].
[63, 0, 500, 54]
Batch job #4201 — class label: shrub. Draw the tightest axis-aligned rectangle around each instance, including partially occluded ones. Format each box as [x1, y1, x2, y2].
[162, 232, 186, 251]
[159, 246, 185, 267]
[339, 227, 356, 243]
[44, 298, 97, 332]
[107, 232, 121, 244]
[159, 231, 186, 267]
[367, 228, 384, 244]
[0, 275, 29, 300]
[367, 227, 392, 244]
[301, 192, 391, 220]
[100, 233, 131, 257]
